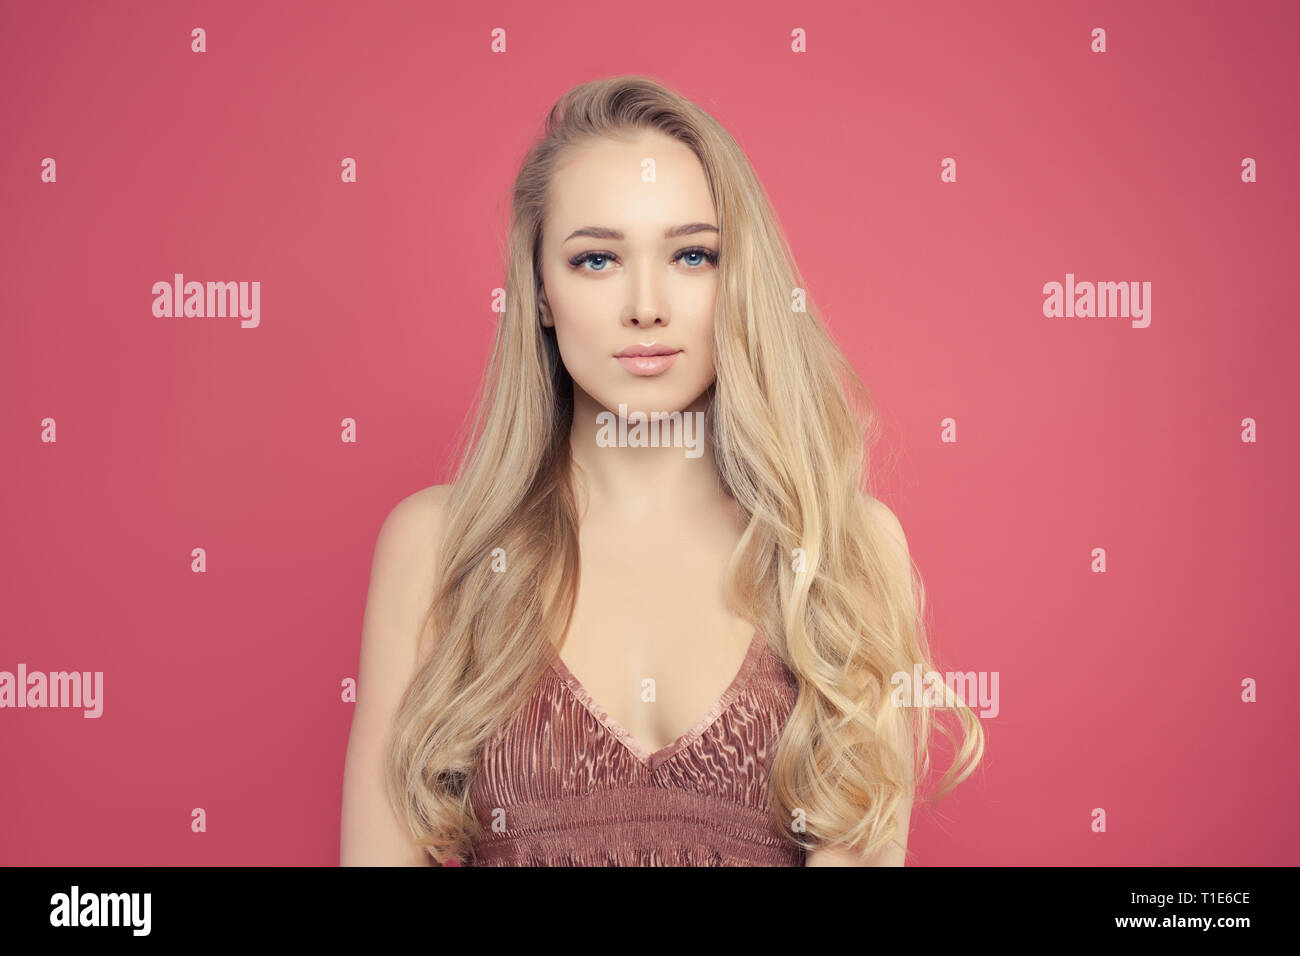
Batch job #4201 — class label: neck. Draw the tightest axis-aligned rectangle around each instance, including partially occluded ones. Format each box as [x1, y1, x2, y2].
[567, 385, 725, 520]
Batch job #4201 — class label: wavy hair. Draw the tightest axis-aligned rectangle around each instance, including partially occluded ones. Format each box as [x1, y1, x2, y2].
[388, 74, 984, 864]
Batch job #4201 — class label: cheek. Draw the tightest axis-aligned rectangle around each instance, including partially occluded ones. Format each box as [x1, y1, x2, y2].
[551, 297, 607, 363]
[547, 267, 601, 327]
[691, 292, 719, 377]
[695, 330, 718, 387]
[549, 316, 613, 396]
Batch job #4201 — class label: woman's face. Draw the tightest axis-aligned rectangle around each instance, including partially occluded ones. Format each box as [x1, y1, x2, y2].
[538, 128, 719, 419]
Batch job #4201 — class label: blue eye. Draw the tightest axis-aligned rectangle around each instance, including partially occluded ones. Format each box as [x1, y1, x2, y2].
[572, 252, 612, 271]
[567, 247, 719, 272]
[677, 248, 718, 268]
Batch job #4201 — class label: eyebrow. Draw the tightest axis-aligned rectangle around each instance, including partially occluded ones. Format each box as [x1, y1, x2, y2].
[562, 223, 719, 243]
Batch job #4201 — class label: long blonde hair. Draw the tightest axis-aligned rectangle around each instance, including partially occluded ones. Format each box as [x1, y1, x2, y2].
[388, 74, 984, 864]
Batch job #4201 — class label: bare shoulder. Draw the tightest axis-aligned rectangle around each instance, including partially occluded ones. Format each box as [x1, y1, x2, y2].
[339, 483, 455, 866]
[380, 484, 454, 548]
[372, 484, 454, 580]
[862, 492, 910, 560]
[371, 483, 457, 653]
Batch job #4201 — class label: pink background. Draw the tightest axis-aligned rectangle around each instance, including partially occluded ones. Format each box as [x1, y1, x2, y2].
[2, 0, 1296, 865]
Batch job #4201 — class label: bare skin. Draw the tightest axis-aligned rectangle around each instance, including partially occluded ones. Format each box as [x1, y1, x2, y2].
[559, 410, 757, 760]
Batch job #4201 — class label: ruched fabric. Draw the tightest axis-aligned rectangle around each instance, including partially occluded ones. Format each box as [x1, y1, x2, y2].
[466, 631, 806, 866]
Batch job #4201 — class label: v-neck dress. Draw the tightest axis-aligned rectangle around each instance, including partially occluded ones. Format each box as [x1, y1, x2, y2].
[465, 631, 806, 866]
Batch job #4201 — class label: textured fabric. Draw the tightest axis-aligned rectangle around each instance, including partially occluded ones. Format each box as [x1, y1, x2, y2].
[466, 630, 806, 866]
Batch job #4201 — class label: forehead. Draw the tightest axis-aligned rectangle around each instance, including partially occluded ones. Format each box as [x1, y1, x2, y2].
[546, 130, 715, 237]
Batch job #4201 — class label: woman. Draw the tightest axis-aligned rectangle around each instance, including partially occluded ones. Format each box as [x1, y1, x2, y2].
[340, 75, 984, 866]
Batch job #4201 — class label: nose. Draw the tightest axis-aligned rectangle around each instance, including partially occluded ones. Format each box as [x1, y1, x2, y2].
[621, 257, 668, 328]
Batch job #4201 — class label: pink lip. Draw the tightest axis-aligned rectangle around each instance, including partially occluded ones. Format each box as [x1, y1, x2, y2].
[616, 344, 680, 357]
[616, 350, 681, 376]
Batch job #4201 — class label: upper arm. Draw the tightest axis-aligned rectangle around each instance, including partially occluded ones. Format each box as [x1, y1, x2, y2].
[340, 484, 452, 866]
[805, 495, 915, 867]
[866, 494, 911, 588]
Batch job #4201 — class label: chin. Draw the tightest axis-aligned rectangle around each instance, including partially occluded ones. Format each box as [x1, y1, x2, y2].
[595, 388, 698, 418]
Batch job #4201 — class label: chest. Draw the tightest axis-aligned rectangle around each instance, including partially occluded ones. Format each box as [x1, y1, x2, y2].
[555, 511, 757, 758]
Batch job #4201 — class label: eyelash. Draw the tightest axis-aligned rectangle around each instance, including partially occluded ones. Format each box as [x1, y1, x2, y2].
[567, 246, 720, 272]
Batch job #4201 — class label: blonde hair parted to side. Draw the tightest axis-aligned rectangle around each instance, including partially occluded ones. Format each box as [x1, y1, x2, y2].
[388, 74, 984, 865]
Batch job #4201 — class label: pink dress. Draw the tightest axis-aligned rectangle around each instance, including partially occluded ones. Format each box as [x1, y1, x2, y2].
[466, 630, 806, 866]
